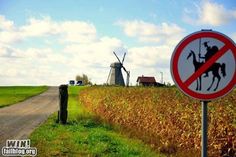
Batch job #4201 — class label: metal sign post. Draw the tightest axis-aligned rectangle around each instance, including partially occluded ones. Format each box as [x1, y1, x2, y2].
[201, 101, 208, 157]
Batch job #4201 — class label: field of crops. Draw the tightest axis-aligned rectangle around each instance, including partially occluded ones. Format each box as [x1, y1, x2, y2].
[79, 87, 236, 157]
[31, 86, 162, 157]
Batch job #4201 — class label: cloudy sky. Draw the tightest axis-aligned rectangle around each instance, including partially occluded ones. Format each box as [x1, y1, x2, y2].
[0, 0, 236, 85]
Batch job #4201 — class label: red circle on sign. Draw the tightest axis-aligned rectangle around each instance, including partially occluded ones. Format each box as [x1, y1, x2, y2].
[171, 30, 236, 100]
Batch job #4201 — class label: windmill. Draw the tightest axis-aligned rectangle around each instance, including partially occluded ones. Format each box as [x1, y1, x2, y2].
[107, 51, 130, 87]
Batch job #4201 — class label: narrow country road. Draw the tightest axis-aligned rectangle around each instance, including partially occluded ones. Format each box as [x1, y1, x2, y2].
[0, 87, 58, 149]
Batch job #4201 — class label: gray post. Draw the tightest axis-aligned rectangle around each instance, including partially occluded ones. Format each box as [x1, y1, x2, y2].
[202, 101, 208, 157]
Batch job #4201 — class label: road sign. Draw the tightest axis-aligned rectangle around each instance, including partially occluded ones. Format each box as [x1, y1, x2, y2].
[171, 30, 236, 100]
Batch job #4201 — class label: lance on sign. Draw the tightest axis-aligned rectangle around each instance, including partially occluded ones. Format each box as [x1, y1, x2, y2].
[171, 30, 236, 101]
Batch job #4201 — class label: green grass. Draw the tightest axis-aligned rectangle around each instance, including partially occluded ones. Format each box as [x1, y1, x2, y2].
[30, 86, 165, 157]
[0, 86, 48, 108]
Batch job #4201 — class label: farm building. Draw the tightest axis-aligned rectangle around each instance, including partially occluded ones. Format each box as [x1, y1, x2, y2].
[136, 75, 164, 87]
[137, 76, 156, 86]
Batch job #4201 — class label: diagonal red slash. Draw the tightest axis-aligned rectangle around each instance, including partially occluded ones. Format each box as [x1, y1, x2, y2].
[184, 44, 230, 87]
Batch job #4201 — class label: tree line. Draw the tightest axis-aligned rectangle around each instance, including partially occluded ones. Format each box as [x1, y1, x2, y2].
[75, 74, 92, 85]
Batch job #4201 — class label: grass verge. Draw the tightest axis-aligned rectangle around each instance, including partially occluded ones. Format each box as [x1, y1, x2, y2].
[0, 86, 48, 108]
[30, 86, 164, 157]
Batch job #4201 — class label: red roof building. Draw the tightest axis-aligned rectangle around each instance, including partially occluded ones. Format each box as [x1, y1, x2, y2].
[136, 76, 157, 86]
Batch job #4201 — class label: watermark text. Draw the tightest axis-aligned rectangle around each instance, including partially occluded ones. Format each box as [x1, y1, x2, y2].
[2, 139, 37, 156]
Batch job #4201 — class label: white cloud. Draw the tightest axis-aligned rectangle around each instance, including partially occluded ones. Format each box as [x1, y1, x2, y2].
[116, 20, 184, 45]
[0, 15, 14, 31]
[115, 19, 183, 84]
[183, 1, 236, 26]
[60, 21, 97, 43]
[0, 31, 22, 43]
[128, 46, 170, 67]
[0, 44, 51, 59]
[139, 36, 161, 43]
[0, 45, 72, 85]
[0, 15, 176, 85]
[117, 20, 158, 37]
[20, 17, 59, 37]
[126, 45, 174, 84]
[0, 14, 124, 85]
[0, 15, 21, 43]
[0, 15, 97, 44]
[63, 36, 124, 83]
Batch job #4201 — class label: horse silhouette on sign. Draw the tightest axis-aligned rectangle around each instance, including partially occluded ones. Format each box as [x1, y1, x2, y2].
[187, 43, 226, 91]
[187, 50, 203, 91]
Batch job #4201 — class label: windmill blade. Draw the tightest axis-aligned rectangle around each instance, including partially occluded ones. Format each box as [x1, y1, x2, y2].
[122, 66, 127, 72]
[121, 52, 126, 64]
[113, 51, 122, 64]
[122, 66, 130, 86]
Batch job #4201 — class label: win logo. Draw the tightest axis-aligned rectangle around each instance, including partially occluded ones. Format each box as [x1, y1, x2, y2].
[2, 139, 37, 156]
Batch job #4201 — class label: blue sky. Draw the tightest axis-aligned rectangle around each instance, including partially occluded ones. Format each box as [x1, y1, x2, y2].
[0, 0, 236, 85]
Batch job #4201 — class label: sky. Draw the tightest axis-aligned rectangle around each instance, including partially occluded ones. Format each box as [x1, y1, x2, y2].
[0, 0, 236, 86]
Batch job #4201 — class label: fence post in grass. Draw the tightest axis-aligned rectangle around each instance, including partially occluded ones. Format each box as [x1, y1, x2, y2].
[58, 84, 68, 124]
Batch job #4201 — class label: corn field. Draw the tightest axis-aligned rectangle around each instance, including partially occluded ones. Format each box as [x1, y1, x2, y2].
[79, 87, 236, 157]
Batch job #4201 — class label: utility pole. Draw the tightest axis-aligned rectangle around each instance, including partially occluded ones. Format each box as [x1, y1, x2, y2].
[160, 72, 163, 84]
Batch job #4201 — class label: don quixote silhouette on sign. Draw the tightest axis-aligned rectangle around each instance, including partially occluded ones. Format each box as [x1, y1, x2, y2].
[187, 41, 226, 91]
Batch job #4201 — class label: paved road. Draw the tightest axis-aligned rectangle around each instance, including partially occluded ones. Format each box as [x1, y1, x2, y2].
[0, 87, 58, 149]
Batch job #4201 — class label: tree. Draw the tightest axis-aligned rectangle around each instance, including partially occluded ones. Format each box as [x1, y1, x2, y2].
[75, 74, 92, 85]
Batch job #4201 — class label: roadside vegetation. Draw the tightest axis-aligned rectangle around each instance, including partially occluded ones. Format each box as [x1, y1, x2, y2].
[0, 86, 48, 108]
[80, 86, 236, 157]
[30, 86, 163, 157]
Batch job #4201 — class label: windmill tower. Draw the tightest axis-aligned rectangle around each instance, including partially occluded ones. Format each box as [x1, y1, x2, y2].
[107, 52, 130, 86]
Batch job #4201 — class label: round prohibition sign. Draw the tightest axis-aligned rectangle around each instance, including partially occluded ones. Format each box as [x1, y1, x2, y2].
[171, 31, 236, 100]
